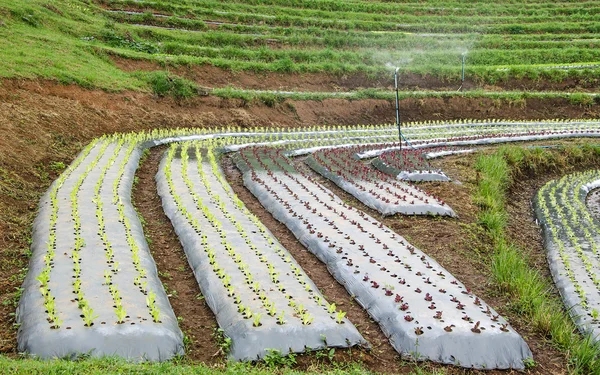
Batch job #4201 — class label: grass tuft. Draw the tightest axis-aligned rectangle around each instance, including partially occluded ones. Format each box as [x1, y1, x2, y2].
[138, 71, 198, 99]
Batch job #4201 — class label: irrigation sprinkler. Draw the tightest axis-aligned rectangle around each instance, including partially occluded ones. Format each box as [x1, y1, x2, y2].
[394, 67, 402, 150]
[458, 52, 466, 92]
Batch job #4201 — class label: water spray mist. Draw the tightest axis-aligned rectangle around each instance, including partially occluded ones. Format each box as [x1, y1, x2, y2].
[394, 67, 402, 149]
[458, 52, 466, 92]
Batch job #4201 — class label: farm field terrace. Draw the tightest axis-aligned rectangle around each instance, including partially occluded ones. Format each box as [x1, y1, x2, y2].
[3, 0, 600, 96]
[3, 0, 600, 374]
[4, 120, 600, 375]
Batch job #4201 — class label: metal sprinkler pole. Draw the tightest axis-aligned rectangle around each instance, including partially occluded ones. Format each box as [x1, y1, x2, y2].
[394, 67, 402, 151]
[461, 53, 466, 85]
[458, 53, 466, 92]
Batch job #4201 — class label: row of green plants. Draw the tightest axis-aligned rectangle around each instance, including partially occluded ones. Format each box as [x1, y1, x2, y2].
[68, 140, 114, 327]
[93, 140, 129, 324]
[474, 146, 600, 375]
[112, 137, 161, 322]
[36, 139, 102, 329]
[163, 142, 347, 327]
[128, 17, 600, 53]
[36, 133, 171, 329]
[100, 0, 600, 29]
[103, 0, 600, 34]
[537, 171, 600, 316]
[131, 34, 600, 69]
[201, 145, 349, 324]
[152, 0, 600, 17]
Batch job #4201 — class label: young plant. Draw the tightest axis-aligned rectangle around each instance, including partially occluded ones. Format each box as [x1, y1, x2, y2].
[115, 304, 127, 323]
[335, 310, 346, 324]
[82, 305, 98, 327]
[301, 312, 314, 325]
[146, 291, 156, 307]
[327, 303, 336, 314]
[150, 304, 161, 323]
[253, 313, 262, 327]
[277, 311, 286, 325]
[244, 305, 253, 319]
[104, 270, 112, 285]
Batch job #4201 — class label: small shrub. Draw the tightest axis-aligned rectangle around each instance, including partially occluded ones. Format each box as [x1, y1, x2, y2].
[143, 71, 198, 99]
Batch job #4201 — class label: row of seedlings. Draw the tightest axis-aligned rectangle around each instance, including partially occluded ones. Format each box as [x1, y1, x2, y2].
[534, 170, 600, 341]
[235, 146, 532, 370]
[24, 138, 102, 330]
[304, 146, 455, 216]
[155, 142, 366, 361]
[18, 136, 183, 360]
[356, 128, 600, 159]
[400, 119, 600, 141]
[19, 119, 599, 360]
[144, 119, 600, 158]
[371, 146, 462, 182]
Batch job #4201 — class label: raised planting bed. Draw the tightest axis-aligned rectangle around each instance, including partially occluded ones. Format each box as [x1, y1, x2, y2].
[371, 147, 476, 182]
[399, 120, 600, 142]
[356, 128, 600, 159]
[235, 146, 532, 370]
[155, 143, 367, 361]
[534, 170, 600, 341]
[17, 136, 183, 360]
[305, 146, 455, 217]
[18, 119, 600, 364]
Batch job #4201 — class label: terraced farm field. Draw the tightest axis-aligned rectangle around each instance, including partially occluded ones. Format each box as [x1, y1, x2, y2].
[98, 0, 600, 86]
[4, 0, 600, 95]
[3, 1, 600, 375]
[0, 120, 595, 374]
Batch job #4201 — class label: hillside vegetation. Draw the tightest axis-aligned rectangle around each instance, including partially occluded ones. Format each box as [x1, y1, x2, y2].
[2, 0, 600, 96]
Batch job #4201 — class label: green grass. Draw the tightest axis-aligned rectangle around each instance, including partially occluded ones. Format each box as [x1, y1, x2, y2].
[0, 0, 194, 96]
[474, 145, 600, 375]
[210, 87, 600, 105]
[0, 355, 449, 375]
[136, 70, 199, 98]
[2, 0, 600, 96]
[0, 1, 142, 90]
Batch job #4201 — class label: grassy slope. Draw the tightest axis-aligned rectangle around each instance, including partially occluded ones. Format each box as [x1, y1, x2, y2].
[474, 146, 600, 375]
[2, 0, 600, 97]
[0, 0, 198, 98]
[0, 1, 144, 89]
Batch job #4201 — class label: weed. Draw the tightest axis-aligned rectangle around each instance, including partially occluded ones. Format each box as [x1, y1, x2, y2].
[212, 327, 232, 354]
[315, 348, 335, 361]
[263, 349, 297, 368]
[48, 161, 66, 172]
